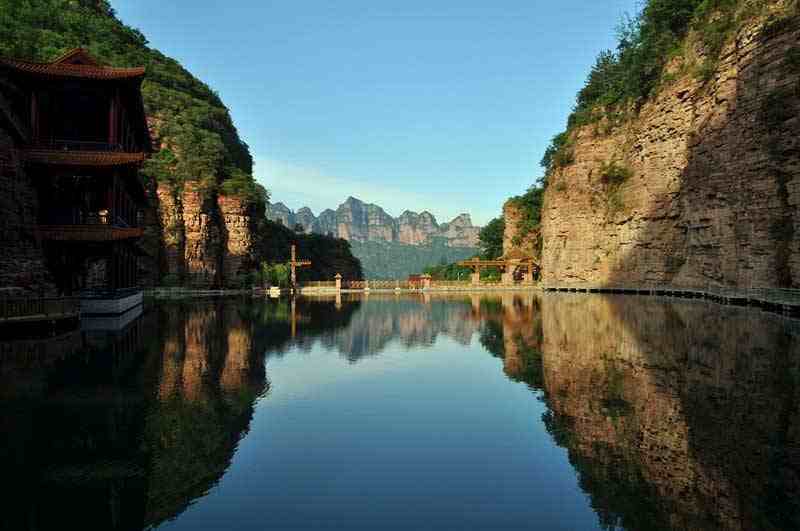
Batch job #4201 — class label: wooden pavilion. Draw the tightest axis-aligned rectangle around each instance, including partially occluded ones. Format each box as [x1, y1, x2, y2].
[1, 48, 151, 311]
[458, 249, 540, 286]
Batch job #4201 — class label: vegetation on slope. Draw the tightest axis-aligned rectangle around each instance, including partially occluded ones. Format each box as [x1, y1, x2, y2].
[506, 186, 545, 249]
[540, 0, 796, 182]
[257, 220, 364, 283]
[350, 239, 477, 279]
[478, 217, 505, 260]
[0, 0, 266, 206]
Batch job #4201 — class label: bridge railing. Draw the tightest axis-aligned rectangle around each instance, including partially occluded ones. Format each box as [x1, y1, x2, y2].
[303, 281, 337, 288]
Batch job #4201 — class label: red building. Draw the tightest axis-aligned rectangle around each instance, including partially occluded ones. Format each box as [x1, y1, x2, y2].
[0, 48, 150, 312]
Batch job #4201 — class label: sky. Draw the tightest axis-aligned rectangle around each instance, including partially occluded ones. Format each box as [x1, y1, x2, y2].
[115, 0, 639, 225]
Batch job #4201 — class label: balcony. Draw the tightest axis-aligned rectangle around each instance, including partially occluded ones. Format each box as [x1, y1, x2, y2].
[37, 210, 144, 242]
[35, 138, 125, 152]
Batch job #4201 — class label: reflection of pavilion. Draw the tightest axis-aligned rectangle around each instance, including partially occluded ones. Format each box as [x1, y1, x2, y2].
[458, 249, 540, 286]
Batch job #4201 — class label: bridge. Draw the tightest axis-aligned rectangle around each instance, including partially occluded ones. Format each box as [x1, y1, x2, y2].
[458, 249, 540, 286]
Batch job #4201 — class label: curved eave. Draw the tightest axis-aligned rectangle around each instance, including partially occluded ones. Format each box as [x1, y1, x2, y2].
[0, 59, 145, 81]
[22, 150, 147, 167]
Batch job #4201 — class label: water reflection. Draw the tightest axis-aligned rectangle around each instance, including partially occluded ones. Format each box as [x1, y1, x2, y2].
[1, 293, 798, 530]
[537, 294, 800, 531]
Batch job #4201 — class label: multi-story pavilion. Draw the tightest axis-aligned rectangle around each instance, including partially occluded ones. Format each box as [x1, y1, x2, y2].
[0, 48, 151, 313]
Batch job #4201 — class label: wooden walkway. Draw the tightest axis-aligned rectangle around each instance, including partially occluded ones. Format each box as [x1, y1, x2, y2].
[542, 285, 800, 315]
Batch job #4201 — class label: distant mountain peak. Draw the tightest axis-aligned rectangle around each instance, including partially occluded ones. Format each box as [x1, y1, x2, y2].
[265, 198, 481, 248]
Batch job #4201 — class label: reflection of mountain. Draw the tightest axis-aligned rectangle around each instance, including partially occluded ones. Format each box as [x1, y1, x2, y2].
[329, 295, 481, 361]
[255, 294, 484, 362]
[536, 295, 800, 531]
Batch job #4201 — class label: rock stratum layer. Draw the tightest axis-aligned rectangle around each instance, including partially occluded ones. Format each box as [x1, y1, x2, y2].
[266, 196, 481, 248]
[539, 12, 800, 287]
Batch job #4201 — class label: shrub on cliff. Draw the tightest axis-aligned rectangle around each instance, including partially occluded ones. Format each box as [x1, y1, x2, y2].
[599, 160, 633, 185]
[507, 186, 545, 250]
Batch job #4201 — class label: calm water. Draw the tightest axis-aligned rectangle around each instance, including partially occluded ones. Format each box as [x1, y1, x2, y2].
[2, 293, 799, 530]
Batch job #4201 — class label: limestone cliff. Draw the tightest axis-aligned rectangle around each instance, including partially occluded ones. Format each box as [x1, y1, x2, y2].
[152, 181, 265, 287]
[540, 9, 800, 287]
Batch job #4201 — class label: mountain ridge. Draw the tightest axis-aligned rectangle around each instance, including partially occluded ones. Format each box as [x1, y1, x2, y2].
[266, 196, 481, 248]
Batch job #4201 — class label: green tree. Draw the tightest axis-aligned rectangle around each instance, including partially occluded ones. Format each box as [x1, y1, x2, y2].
[478, 217, 505, 260]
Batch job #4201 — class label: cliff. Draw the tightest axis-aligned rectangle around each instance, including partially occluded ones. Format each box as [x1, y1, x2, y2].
[266, 196, 481, 248]
[538, 4, 800, 287]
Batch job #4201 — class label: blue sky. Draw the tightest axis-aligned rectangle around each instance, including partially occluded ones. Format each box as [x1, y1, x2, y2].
[115, 0, 638, 225]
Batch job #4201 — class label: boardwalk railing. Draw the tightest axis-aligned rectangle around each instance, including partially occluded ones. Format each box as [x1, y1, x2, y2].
[542, 284, 800, 312]
[0, 297, 81, 323]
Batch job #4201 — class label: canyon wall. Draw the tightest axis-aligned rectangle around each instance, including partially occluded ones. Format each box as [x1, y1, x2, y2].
[149, 181, 263, 288]
[540, 13, 800, 287]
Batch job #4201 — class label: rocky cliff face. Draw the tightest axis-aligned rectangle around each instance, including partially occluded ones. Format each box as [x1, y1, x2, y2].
[151, 181, 263, 288]
[502, 201, 539, 258]
[266, 196, 481, 247]
[540, 12, 800, 287]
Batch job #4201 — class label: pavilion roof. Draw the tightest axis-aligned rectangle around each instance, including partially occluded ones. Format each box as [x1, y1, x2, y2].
[0, 48, 145, 81]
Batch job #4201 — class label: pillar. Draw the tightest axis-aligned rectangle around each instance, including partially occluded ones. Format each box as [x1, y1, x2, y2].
[335, 273, 342, 292]
[471, 270, 481, 286]
[421, 274, 432, 290]
[501, 268, 513, 286]
[524, 268, 533, 283]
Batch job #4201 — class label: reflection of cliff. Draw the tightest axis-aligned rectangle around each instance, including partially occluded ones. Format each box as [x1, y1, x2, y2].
[0, 300, 269, 530]
[477, 293, 544, 388]
[143, 301, 269, 527]
[537, 294, 800, 531]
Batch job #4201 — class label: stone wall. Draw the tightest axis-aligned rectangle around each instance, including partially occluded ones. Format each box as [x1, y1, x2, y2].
[540, 12, 800, 287]
[0, 124, 55, 295]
